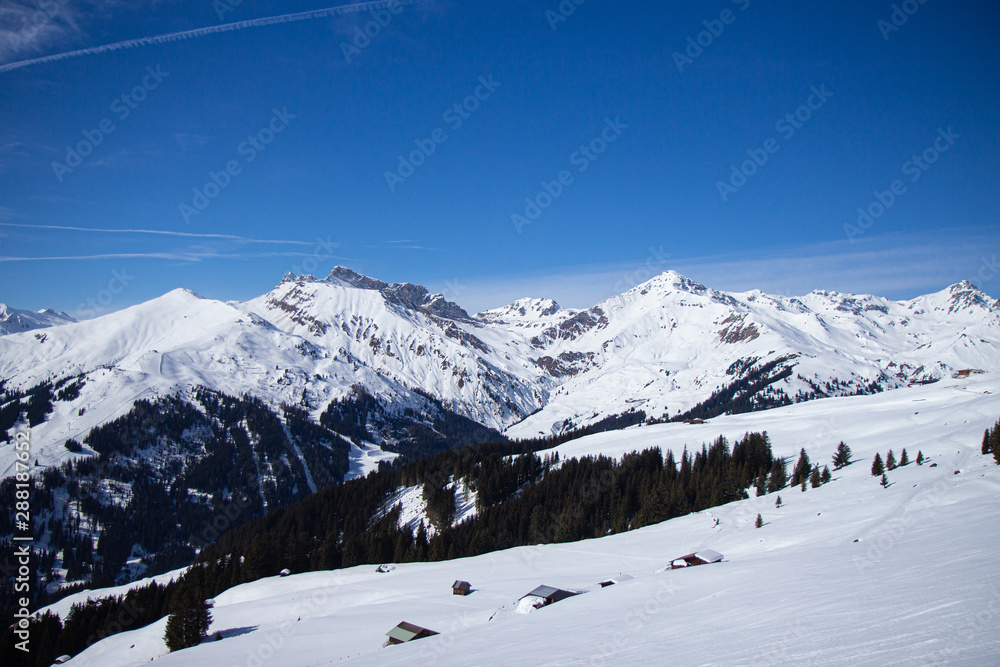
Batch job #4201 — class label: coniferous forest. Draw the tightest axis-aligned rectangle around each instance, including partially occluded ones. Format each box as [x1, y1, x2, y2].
[2, 426, 790, 666]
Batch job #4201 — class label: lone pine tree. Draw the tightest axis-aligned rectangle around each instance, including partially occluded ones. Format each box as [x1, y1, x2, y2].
[886, 449, 897, 471]
[164, 586, 212, 652]
[871, 453, 885, 477]
[832, 441, 852, 469]
[755, 513, 763, 528]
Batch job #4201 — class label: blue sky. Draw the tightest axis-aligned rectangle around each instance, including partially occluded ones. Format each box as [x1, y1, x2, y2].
[1, 0, 998, 317]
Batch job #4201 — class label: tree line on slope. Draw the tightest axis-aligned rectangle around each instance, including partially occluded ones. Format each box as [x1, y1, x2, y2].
[3, 428, 798, 665]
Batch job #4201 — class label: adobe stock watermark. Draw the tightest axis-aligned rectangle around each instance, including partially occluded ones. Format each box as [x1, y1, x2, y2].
[340, 0, 405, 63]
[214, 0, 246, 21]
[843, 126, 959, 243]
[11, 423, 33, 654]
[546, 0, 586, 31]
[75, 268, 135, 319]
[749, 618, 818, 667]
[289, 235, 340, 277]
[613, 246, 673, 293]
[233, 571, 345, 667]
[190, 491, 254, 550]
[970, 254, 999, 287]
[51, 65, 169, 182]
[384, 75, 501, 192]
[416, 610, 480, 665]
[853, 478, 950, 575]
[878, 0, 931, 41]
[179, 107, 295, 223]
[587, 579, 676, 667]
[511, 116, 628, 233]
[716, 84, 833, 202]
[673, 0, 751, 72]
[9, 0, 72, 49]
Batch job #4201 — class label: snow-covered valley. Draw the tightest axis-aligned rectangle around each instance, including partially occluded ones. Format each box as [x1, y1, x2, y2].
[57, 373, 1000, 666]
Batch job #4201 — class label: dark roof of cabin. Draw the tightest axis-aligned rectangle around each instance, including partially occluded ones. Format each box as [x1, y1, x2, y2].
[521, 585, 577, 602]
[386, 621, 438, 643]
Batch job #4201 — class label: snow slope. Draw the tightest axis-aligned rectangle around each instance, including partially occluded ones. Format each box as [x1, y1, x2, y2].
[62, 374, 1000, 666]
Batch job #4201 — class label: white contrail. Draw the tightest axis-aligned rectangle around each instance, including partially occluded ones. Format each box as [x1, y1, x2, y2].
[0, 0, 428, 74]
[0, 221, 314, 245]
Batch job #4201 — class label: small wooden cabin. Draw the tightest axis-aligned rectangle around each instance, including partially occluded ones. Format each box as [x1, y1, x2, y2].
[452, 580, 471, 596]
[670, 549, 723, 569]
[598, 574, 634, 588]
[519, 585, 578, 607]
[385, 621, 439, 646]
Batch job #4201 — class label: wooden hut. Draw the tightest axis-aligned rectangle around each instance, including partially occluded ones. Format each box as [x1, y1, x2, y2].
[519, 585, 578, 608]
[385, 621, 439, 646]
[670, 549, 723, 569]
[452, 580, 471, 596]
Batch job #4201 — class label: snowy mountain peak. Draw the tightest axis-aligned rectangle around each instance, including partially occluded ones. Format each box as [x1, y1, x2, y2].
[477, 298, 562, 323]
[325, 266, 390, 291]
[906, 281, 1000, 318]
[0, 302, 76, 336]
[945, 280, 1000, 312]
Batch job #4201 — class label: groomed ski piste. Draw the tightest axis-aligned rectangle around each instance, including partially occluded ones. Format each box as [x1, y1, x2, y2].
[58, 374, 1000, 666]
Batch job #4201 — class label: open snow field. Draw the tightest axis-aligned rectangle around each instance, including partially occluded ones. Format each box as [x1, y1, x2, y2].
[64, 375, 1000, 666]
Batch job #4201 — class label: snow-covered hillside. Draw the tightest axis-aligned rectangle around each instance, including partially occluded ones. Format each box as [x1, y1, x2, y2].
[60, 374, 1000, 666]
[1, 269, 998, 476]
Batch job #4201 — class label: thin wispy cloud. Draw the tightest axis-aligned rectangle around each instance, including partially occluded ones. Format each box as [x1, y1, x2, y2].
[0, 221, 315, 245]
[0, 0, 82, 63]
[0, 0, 432, 73]
[0, 250, 351, 262]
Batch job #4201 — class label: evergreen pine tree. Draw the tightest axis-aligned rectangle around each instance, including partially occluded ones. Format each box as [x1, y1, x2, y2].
[983, 428, 992, 455]
[832, 441, 852, 469]
[754, 472, 767, 497]
[164, 586, 212, 652]
[775, 495, 782, 508]
[886, 449, 897, 470]
[820, 465, 831, 484]
[916, 451, 924, 465]
[791, 449, 811, 487]
[755, 513, 763, 528]
[871, 453, 884, 477]
[809, 466, 821, 488]
[767, 458, 787, 493]
[880, 473, 888, 488]
[992, 420, 1000, 465]
[899, 449, 909, 466]
[800, 478, 807, 492]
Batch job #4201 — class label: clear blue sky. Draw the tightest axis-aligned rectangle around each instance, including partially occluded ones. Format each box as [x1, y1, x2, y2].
[1, 0, 998, 317]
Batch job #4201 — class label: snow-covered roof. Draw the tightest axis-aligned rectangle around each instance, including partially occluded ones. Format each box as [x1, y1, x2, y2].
[521, 585, 577, 602]
[695, 549, 723, 564]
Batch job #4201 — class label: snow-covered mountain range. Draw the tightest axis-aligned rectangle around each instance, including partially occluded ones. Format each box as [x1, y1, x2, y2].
[1, 268, 998, 474]
[0, 303, 75, 336]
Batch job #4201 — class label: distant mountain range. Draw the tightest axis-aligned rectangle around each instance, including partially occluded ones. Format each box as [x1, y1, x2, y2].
[0, 303, 75, 336]
[2, 268, 998, 472]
